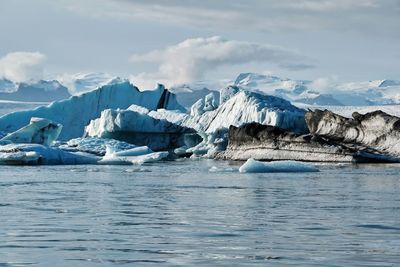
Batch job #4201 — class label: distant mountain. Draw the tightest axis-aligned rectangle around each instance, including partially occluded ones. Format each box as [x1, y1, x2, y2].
[233, 73, 400, 106]
[0, 80, 71, 102]
[0, 79, 17, 93]
[169, 80, 228, 108]
[168, 73, 400, 108]
[57, 72, 114, 94]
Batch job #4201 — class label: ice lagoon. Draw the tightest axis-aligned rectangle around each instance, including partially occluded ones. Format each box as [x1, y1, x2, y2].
[0, 79, 400, 266]
[0, 160, 400, 266]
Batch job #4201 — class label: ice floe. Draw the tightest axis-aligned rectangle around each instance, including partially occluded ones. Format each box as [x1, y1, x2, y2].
[239, 158, 319, 173]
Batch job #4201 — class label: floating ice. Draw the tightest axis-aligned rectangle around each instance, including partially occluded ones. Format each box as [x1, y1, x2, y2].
[0, 81, 184, 140]
[60, 137, 137, 156]
[84, 104, 194, 151]
[0, 117, 62, 146]
[100, 146, 169, 165]
[239, 158, 319, 173]
[0, 144, 98, 165]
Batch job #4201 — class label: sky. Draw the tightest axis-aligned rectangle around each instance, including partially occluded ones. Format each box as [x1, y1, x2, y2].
[0, 0, 399, 88]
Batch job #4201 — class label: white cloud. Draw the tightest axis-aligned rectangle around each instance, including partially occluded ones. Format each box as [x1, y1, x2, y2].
[129, 36, 313, 88]
[310, 76, 339, 92]
[0, 52, 46, 83]
[56, 0, 399, 35]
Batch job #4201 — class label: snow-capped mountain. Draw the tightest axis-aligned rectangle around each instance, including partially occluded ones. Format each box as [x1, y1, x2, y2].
[169, 80, 229, 108]
[0, 80, 71, 102]
[57, 72, 115, 94]
[233, 73, 400, 106]
[0, 78, 17, 93]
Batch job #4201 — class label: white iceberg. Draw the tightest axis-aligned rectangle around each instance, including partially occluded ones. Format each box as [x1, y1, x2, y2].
[0, 81, 185, 140]
[84, 104, 196, 151]
[100, 146, 169, 165]
[239, 158, 319, 173]
[183, 89, 307, 157]
[185, 90, 307, 134]
[0, 117, 62, 146]
[85, 88, 308, 158]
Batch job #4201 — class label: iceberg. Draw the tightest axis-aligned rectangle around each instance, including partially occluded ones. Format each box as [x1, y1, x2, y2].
[100, 146, 169, 165]
[0, 81, 185, 140]
[184, 89, 308, 135]
[183, 89, 307, 157]
[92, 87, 308, 157]
[84, 104, 197, 151]
[239, 158, 319, 173]
[217, 122, 399, 163]
[305, 109, 400, 157]
[0, 117, 62, 146]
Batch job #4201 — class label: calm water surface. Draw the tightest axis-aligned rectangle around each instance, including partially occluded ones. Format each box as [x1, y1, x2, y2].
[0, 160, 399, 266]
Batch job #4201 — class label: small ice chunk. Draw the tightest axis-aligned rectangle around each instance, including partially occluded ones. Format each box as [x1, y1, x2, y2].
[0, 117, 62, 146]
[105, 146, 153, 157]
[129, 151, 169, 164]
[209, 166, 236, 172]
[239, 158, 319, 173]
[100, 146, 169, 165]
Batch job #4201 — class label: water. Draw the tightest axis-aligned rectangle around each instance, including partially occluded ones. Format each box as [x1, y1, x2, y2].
[0, 160, 399, 266]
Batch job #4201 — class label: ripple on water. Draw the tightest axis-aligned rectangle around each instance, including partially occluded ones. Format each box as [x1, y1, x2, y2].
[0, 161, 400, 266]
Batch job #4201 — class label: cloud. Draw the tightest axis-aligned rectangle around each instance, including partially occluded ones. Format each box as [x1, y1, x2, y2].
[0, 52, 46, 83]
[310, 76, 339, 92]
[129, 36, 313, 88]
[57, 0, 400, 35]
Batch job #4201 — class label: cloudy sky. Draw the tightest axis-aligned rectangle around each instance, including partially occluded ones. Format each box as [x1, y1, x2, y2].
[0, 0, 399, 88]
